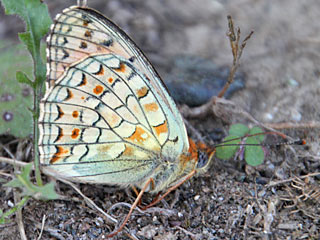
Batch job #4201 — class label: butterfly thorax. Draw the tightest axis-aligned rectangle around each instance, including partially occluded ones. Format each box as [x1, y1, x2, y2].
[137, 154, 196, 193]
[138, 139, 214, 193]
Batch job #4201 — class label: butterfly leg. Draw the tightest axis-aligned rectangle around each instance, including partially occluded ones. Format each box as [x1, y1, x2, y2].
[143, 169, 197, 210]
[106, 178, 154, 238]
[131, 178, 156, 207]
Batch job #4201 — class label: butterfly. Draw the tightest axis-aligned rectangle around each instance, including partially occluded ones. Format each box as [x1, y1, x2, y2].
[38, 4, 214, 236]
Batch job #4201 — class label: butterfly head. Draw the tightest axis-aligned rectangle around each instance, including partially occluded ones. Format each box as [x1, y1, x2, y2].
[187, 138, 215, 174]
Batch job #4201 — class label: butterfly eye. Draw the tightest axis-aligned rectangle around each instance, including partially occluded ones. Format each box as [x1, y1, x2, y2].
[196, 151, 209, 169]
[196, 149, 215, 172]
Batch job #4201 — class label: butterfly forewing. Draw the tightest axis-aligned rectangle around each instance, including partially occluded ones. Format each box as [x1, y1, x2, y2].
[46, 6, 188, 155]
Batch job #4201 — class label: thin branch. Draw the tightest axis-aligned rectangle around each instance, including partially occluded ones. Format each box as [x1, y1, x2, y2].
[266, 172, 320, 187]
[0, 156, 30, 168]
[218, 15, 254, 98]
[37, 215, 46, 240]
[14, 192, 27, 240]
[265, 121, 320, 129]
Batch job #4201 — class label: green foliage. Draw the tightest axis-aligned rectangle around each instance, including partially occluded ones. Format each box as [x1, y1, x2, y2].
[0, 0, 59, 225]
[0, 0, 51, 137]
[229, 123, 249, 136]
[216, 123, 266, 166]
[0, 196, 29, 224]
[1, 0, 52, 187]
[1, 0, 52, 85]
[215, 135, 241, 160]
[4, 163, 59, 200]
[0, 43, 34, 137]
[244, 137, 264, 166]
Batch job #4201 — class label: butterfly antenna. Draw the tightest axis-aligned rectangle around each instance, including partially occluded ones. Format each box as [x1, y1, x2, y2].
[77, 0, 88, 7]
[213, 131, 306, 148]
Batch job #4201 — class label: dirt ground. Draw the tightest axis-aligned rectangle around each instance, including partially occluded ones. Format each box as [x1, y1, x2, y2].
[0, 0, 319, 239]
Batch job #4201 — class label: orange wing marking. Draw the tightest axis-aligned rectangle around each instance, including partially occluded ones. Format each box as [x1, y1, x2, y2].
[153, 121, 168, 136]
[72, 111, 79, 118]
[178, 138, 198, 169]
[115, 63, 126, 72]
[94, 65, 104, 75]
[126, 126, 148, 143]
[93, 85, 104, 95]
[136, 86, 148, 99]
[79, 74, 87, 86]
[83, 20, 89, 26]
[50, 146, 69, 164]
[84, 30, 92, 38]
[71, 128, 80, 139]
[97, 144, 111, 153]
[144, 102, 158, 112]
[65, 88, 73, 101]
[122, 145, 134, 156]
[108, 77, 114, 84]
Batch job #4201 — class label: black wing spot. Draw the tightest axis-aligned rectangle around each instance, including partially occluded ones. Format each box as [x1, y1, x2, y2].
[63, 37, 68, 45]
[79, 110, 84, 123]
[79, 41, 88, 49]
[93, 64, 104, 75]
[101, 39, 113, 47]
[55, 105, 64, 121]
[172, 136, 179, 143]
[111, 79, 121, 88]
[128, 56, 136, 62]
[99, 89, 109, 99]
[63, 25, 72, 34]
[62, 49, 69, 59]
[84, 30, 92, 38]
[77, 73, 87, 87]
[95, 102, 103, 111]
[81, 14, 92, 26]
[127, 71, 136, 81]
[54, 126, 64, 143]
[64, 88, 73, 101]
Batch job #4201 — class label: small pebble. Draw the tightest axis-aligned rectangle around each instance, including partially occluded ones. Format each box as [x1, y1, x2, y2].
[263, 113, 273, 121]
[7, 200, 14, 207]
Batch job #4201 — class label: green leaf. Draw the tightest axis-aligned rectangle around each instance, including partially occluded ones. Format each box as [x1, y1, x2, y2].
[1, 0, 52, 85]
[244, 137, 264, 166]
[248, 126, 265, 142]
[4, 178, 24, 188]
[1, 0, 52, 55]
[229, 123, 249, 137]
[34, 182, 59, 200]
[16, 71, 34, 87]
[4, 163, 59, 200]
[4, 163, 32, 188]
[216, 135, 241, 160]
[0, 209, 8, 224]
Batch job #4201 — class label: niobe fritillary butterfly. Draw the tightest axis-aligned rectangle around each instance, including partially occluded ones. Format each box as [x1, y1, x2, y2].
[39, 3, 215, 237]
